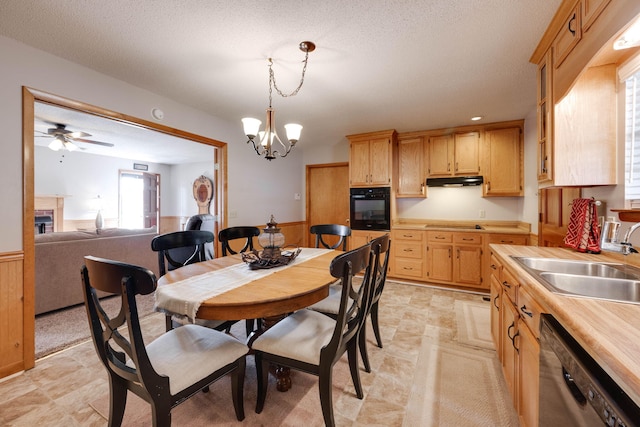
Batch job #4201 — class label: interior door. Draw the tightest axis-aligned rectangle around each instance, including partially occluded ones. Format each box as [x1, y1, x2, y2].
[306, 163, 349, 247]
[142, 172, 159, 228]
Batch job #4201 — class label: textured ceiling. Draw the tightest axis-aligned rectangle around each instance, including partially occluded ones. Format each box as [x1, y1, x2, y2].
[1, 0, 563, 163]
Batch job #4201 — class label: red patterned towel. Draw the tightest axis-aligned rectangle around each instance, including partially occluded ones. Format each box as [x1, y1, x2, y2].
[564, 198, 601, 253]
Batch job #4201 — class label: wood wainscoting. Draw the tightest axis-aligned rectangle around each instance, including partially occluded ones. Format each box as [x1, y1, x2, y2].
[0, 251, 29, 378]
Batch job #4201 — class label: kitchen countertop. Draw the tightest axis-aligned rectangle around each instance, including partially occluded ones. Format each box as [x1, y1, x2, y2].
[490, 244, 640, 406]
[392, 219, 530, 234]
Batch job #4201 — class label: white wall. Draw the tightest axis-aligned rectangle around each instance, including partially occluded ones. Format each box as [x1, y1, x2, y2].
[0, 35, 305, 251]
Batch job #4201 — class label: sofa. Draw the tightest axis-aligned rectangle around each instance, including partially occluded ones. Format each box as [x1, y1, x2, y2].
[35, 228, 159, 315]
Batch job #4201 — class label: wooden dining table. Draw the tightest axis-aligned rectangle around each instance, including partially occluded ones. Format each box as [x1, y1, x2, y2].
[155, 248, 339, 391]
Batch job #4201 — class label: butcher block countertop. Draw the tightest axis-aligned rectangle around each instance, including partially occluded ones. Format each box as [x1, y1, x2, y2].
[490, 244, 640, 406]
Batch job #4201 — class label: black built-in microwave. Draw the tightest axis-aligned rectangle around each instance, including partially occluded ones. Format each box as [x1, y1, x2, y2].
[349, 187, 391, 231]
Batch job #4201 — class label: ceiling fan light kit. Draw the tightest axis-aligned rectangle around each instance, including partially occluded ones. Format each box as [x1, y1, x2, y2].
[242, 41, 315, 161]
[36, 123, 115, 152]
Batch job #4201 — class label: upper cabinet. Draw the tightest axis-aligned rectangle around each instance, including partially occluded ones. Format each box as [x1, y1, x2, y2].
[348, 130, 396, 187]
[395, 136, 427, 197]
[482, 123, 524, 197]
[530, 0, 640, 187]
[428, 132, 479, 177]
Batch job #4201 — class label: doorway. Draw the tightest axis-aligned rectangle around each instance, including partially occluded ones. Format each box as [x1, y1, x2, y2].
[23, 87, 228, 369]
[305, 163, 349, 247]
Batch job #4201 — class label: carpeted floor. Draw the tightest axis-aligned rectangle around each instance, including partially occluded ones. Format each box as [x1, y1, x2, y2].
[35, 294, 157, 359]
[5, 281, 520, 426]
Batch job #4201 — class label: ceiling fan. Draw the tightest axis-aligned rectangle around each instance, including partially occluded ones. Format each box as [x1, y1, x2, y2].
[35, 124, 114, 151]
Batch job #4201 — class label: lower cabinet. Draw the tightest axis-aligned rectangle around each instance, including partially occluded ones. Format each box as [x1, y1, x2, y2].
[426, 231, 484, 288]
[491, 253, 541, 427]
[390, 229, 425, 279]
[350, 230, 388, 250]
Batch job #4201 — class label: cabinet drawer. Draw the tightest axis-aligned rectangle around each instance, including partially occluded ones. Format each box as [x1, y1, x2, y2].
[394, 259, 424, 278]
[517, 287, 544, 338]
[427, 231, 452, 243]
[395, 241, 423, 259]
[453, 232, 483, 245]
[392, 230, 424, 242]
[490, 253, 503, 282]
[489, 233, 528, 245]
[501, 268, 519, 303]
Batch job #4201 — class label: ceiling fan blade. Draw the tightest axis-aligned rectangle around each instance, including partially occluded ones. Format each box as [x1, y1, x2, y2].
[35, 130, 51, 135]
[74, 138, 114, 147]
[69, 131, 91, 138]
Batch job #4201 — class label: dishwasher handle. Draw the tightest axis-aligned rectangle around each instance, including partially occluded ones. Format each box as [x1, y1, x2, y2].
[562, 367, 587, 406]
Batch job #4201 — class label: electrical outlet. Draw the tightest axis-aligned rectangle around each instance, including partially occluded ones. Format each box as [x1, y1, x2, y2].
[229, 210, 238, 219]
[294, 193, 301, 200]
[479, 210, 486, 218]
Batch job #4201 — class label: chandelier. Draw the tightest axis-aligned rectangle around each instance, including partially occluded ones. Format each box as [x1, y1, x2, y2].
[242, 41, 315, 160]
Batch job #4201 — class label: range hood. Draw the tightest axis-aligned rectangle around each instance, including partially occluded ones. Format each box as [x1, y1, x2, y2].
[426, 176, 484, 187]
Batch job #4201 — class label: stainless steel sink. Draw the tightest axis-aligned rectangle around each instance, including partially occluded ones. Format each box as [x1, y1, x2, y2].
[539, 272, 640, 303]
[513, 257, 635, 279]
[511, 256, 640, 305]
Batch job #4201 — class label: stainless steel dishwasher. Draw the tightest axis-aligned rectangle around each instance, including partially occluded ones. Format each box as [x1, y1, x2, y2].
[539, 314, 640, 426]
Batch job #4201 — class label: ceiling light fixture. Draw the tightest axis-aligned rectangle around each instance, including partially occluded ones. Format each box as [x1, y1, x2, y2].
[614, 16, 640, 50]
[242, 41, 315, 160]
[48, 134, 78, 151]
[471, 116, 483, 121]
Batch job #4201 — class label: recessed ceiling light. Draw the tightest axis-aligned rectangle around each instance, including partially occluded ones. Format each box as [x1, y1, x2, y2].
[471, 116, 483, 121]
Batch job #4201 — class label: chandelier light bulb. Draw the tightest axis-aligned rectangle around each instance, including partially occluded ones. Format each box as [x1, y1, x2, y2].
[241, 117, 261, 139]
[284, 123, 302, 143]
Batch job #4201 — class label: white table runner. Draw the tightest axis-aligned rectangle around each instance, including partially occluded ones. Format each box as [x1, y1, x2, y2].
[154, 248, 332, 321]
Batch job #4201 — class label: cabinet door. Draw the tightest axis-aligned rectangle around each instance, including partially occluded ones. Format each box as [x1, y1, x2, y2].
[490, 275, 502, 355]
[349, 140, 370, 186]
[349, 230, 370, 250]
[501, 298, 519, 406]
[518, 323, 539, 427]
[537, 50, 553, 183]
[582, 0, 611, 31]
[553, 3, 581, 68]
[454, 245, 483, 286]
[368, 137, 392, 186]
[427, 243, 453, 282]
[453, 132, 480, 175]
[396, 137, 426, 197]
[484, 127, 523, 196]
[428, 135, 452, 176]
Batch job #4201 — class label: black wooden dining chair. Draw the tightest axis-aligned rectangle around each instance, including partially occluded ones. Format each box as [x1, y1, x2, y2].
[151, 230, 236, 333]
[307, 234, 391, 373]
[310, 224, 351, 250]
[218, 226, 261, 335]
[81, 256, 248, 426]
[218, 226, 260, 256]
[252, 243, 379, 427]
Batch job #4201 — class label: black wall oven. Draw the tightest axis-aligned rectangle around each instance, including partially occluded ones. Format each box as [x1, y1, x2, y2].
[349, 187, 390, 231]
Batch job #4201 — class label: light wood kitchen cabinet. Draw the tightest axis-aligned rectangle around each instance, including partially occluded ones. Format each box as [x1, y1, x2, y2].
[348, 130, 396, 187]
[395, 137, 426, 197]
[427, 132, 479, 177]
[426, 232, 453, 282]
[390, 229, 425, 279]
[530, 0, 637, 187]
[452, 232, 483, 287]
[538, 187, 581, 247]
[349, 230, 387, 250]
[492, 259, 542, 427]
[482, 125, 523, 197]
[426, 231, 483, 288]
[553, 3, 582, 68]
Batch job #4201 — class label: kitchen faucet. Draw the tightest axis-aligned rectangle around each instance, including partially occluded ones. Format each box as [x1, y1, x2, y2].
[620, 222, 640, 255]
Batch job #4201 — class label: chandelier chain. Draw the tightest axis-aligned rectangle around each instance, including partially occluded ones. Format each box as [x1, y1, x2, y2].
[268, 50, 310, 105]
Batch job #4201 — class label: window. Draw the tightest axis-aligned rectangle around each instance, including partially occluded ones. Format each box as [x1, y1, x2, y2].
[624, 65, 640, 206]
[119, 171, 159, 229]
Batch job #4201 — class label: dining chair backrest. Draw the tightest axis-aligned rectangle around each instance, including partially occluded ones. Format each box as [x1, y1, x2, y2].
[81, 255, 248, 424]
[310, 224, 352, 250]
[218, 226, 260, 256]
[151, 230, 214, 277]
[82, 256, 165, 399]
[368, 234, 391, 303]
[185, 213, 216, 259]
[323, 242, 379, 364]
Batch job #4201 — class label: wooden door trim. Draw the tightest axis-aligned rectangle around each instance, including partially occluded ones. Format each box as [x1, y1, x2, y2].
[22, 87, 228, 371]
